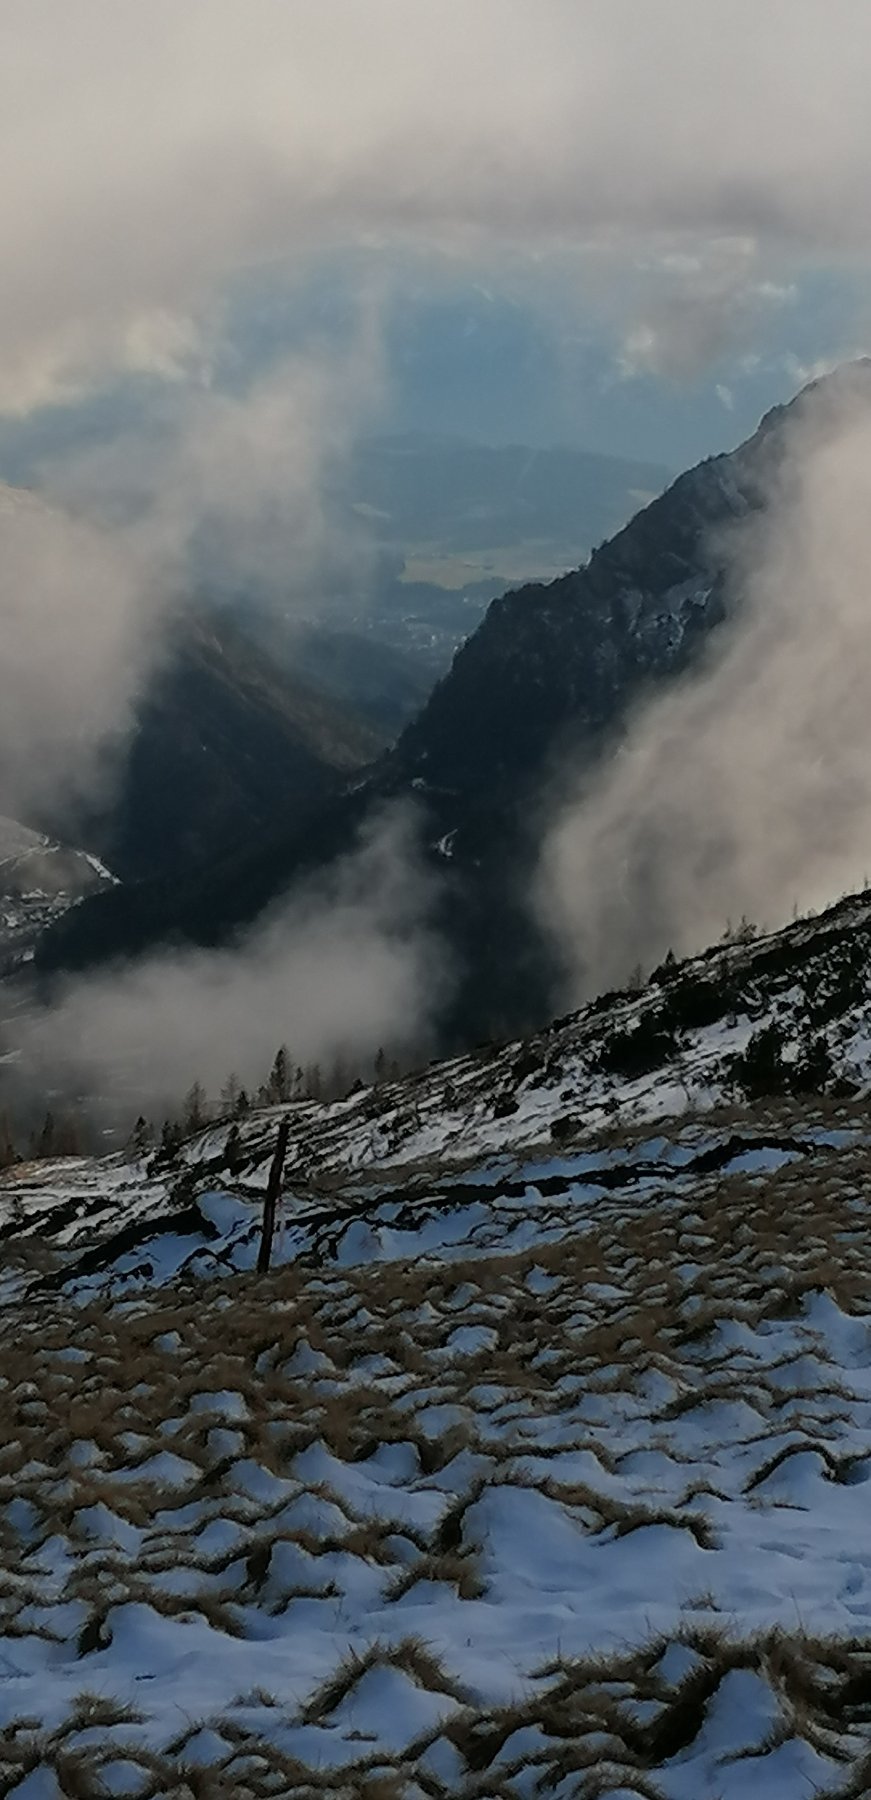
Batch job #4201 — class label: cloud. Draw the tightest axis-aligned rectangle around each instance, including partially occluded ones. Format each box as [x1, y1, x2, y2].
[538, 367, 871, 997]
[0, 486, 165, 822]
[43, 320, 385, 600]
[8, 0, 871, 1103]
[3, 2, 871, 410]
[617, 240, 798, 382]
[24, 805, 447, 1112]
[5, 1, 871, 830]
[0, 312, 384, 826]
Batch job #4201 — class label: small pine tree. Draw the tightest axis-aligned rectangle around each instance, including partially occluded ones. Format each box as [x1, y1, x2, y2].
[220, 1073, 241, 1118]
[182, 1082, 208, 1135]
[225, 1122, 243, 1174]
[38, 1111, 56, 1158]
[127, 1115, 153, 1159]
[733, 1023, 786, 1098]
[159, 1117, 182, 1160]
[266, 1045, 291, 1104]
[0, 1112, 16, 1170]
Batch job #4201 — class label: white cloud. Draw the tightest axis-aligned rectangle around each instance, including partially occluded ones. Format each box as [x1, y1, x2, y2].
[3, 2, 871, 409]
[0, 320, 383, 824]
[25, 805, 448, 1109]
[616, 240, 800, 382]
[539, 368, 871, 997]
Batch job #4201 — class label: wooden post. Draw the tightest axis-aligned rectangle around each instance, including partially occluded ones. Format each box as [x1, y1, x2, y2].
[257, 1118, 290, 1274]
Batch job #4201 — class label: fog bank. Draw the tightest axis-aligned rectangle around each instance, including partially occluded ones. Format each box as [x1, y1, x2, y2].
[540, 375, 871, 998]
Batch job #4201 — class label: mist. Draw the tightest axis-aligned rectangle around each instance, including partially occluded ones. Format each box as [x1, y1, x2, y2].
[23, 806, 446, 1117]
[0, 321, 383, 830]
[8, 2, 871, 1108]
[6, 0, 871, 834]
[0, 487, 167, 823]
[4, 4, 871, 413]
[540, 372, 871, 999]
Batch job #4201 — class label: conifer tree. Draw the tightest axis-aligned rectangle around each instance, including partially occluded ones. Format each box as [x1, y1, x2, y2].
[160, 1117, 182, 1159]
[226, 1122, 243, 1174]
[0, 1112, 16, 1170]
[182, 1082, 208, 1135]
[267, 1045, 291, 1104]
[220, 1073, 241, 1117]
[128, 1115, 153, 1159]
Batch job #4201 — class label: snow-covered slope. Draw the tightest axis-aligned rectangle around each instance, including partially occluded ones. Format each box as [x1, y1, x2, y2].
[5, 890, 871, 1795]
[0, 814, 115, 969]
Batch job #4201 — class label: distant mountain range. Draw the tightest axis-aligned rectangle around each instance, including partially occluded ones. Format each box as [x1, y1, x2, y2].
[219, 435, 675, 700]
[37, 369, 871, 1043]
[344, 432, 671, 567]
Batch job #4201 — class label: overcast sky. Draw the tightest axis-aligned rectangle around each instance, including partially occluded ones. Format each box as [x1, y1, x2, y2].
[2, 0, 871, 470]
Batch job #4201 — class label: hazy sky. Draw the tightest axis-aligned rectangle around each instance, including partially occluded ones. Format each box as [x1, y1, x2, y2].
[2, 1, 871, 472]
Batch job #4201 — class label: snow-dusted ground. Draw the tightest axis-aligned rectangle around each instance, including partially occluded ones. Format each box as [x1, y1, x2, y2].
[3, 1089, 871, 1795]
[166, 883, 871, 1189]
[0, 813, 116, 971]
[5, 894, 871, 1792]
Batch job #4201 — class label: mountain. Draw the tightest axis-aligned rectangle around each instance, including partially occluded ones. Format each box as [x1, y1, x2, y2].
[244, 617, 434, 741]
[64, 611, 381, 885]
[39, 367, 871, 1040]
[224, 437, 675, 714]
[0, 815, 115, 970]
[346, 431, 672, 570]
[5, 882, 871, 1793]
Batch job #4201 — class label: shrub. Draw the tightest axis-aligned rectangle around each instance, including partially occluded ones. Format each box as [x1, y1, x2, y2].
[598, 1014, 678, 1078]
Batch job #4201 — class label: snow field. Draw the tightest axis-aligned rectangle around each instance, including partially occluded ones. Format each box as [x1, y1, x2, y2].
[3, 1106, 871, 1791]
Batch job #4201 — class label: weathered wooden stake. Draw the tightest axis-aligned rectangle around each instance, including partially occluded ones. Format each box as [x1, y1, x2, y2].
[257, 1118, 290, 1274]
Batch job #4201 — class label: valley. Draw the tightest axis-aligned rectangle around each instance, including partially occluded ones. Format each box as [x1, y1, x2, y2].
[37, 366, 869, 1050]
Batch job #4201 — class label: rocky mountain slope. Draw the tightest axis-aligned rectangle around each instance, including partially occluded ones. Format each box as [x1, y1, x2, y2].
[64, 611, 381, 885]
[5, 884, 871, 1795]
[41, 366, 871, 1041]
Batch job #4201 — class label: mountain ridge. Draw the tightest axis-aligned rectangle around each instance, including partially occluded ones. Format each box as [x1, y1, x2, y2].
[57, 609, 382, 886]
[38, 364, 871, 1043]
